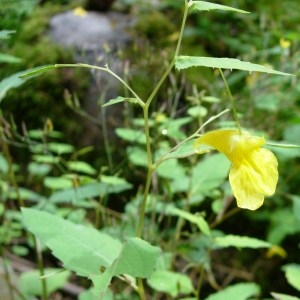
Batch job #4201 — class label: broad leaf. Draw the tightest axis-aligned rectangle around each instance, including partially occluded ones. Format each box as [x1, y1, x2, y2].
[22, 208, 122, 276]
[214, 234, 271, 249]
[191, 1, 249, 14]
[204, 282, 260, 300]
[175, 56, 291, 76]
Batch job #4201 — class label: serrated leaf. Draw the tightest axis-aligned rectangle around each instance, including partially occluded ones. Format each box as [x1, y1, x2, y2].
[175, 56, 291, 76]
[204, 282, 260, 300]
[282, 264, 300, 292]
[214, 234, 271, 249]
[191, 1, 249, 14]
[148, 270, 194, 297]
[22, 208, 122, 276]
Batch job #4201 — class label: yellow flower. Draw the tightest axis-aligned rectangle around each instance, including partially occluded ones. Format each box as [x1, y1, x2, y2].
[73, 6, 87, 17]
[194, 129, 278, 210]
[279, 38, 291, 49]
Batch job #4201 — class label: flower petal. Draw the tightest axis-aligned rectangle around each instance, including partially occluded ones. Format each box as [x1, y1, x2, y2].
[229, 148, 278, 210]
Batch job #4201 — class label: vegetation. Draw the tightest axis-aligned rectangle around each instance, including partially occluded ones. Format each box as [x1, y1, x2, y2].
[0, 0, 300, 299]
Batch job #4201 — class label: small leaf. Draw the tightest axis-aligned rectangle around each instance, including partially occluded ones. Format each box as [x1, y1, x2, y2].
[175, 56, 291, 76]
[191, 1, 249, 14]
[0, 30, 16, 39]
[116, 128, 147, 144]
[0, 53, 22, 63]
[214, 234, 271, 249]
[102, 96, 138, 107]
[166, 205, 210, 236]
[282, 264, 300, 292]
[148, 270, 194, 297]
[67, 161, 97, 175]
[159, 139, 196, 161]
[44, 177, 73, 189]
[48, 142, 74, 154]
[204, 282, 260, 300]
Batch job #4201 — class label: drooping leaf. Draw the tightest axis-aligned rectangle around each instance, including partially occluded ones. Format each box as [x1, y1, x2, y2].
[204, 282, 260, 300]
[148, 270, 194, 297]
[282, 264, 300, 292]
[19, 268, 70, 297]
[214, 234, 271, 249]
[175, 56, 291, 76]
[191, 1, 249, 14]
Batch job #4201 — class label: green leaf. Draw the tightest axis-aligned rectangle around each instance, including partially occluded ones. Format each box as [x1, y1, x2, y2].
[67, 161, 97, 175]
[48, 142, 74, 154]
[0, 68, 46, 103]
[159, 139, 196, 161]
[148, 270, 194, 297]
[0, 30, 16, 39]
[22, 208, 123, 276]
[92, 237, 160, 296]
[214, 234, 271, 249]
[0, 53, 22, 63]
[191, 1, 249, 14]
[191, 153, 231, 198]
[175, 56, 291, 76]
[19, 268, 71, 297]
[187, 106, 208, 118]
[19, 64, 55, 79]
[102, 96, 138, 107]
[282, 264, 300, 292]
[165, 205, 210, 236]
[44, 177, 73, 189]
[127, 146, 148, 167]
[271, 292, 300, 300]
[115, 128, 147, 144]
[49, 180, 132, 203]
[204, 282, 260, 300]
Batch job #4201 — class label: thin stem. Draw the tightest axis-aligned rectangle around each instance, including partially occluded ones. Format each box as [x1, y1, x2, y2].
[136, 106, 154, 238]
[54, 64, 145, 107]
[33, 238, 47, 300]
[145, 0, 189, 107]
[137, 278, 146, 300]
[1, 252, 15, 300]
[218, 68, 242, 133]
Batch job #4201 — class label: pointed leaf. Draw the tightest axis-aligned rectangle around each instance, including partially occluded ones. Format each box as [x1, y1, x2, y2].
[282, 264, 300, 292]
[214, 234, 271, 249]
[102, 96, 138, 107]
[175, 56, 291, 75]
[92, 237, 160, 295]
[204, 282, 260, 300]
[191, 1, 249, 14]
[22, 208, 122, 276]
[271, 292, 300, 300]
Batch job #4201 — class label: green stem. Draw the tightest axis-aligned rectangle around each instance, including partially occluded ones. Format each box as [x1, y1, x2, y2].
[136, 106, 154, 238]
[33, 238, 47, 300]
[137, 278, 146, 300]
[218, 69, 242, 133]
